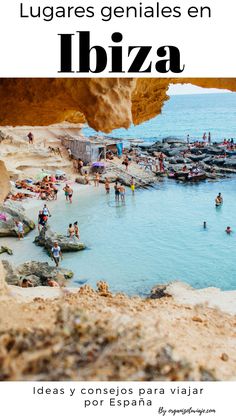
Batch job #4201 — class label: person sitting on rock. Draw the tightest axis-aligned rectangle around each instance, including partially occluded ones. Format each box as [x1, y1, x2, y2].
[21, 278, 33, 288]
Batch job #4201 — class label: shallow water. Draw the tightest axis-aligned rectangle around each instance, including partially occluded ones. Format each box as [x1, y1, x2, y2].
[2, 178, 236, 295]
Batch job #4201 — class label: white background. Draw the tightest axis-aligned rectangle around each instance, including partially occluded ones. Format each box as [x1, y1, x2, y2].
[0, 0, 235, 76]
[0, 382, 235, 418]
[0, 1, 235, 417]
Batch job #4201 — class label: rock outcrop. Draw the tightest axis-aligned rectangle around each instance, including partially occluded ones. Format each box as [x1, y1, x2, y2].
[0, 79, 236, 133]
[2, 260, 73, 287]
[0, 161, 10, 204]
[0, 203, 35, 237]
[34, 225, 86, 252]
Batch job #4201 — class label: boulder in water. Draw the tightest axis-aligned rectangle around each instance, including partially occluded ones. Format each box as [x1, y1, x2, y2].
[34, 225, 86, 252]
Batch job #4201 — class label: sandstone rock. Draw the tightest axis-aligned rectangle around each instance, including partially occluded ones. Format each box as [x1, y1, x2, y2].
[34, 225, 86, 252]
[75, 176, 87, 185]
[221, 353, 229, 362]
[0, 203, 35, 237]
[2, 260, 20, 285]
[0, 79, 235, 133]
[2, 260, 73, 287]
[0, 160, 10, 203]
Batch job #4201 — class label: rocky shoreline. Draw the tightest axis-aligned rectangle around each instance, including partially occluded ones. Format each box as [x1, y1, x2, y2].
[137, 137, 236, 181]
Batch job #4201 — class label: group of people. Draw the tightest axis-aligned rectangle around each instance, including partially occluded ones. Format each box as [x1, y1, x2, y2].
[187, 132, 211, 145]
[38, 204, 51, 232]
[68, 221, 80, 239]
[104, 177, 136, 202]
[203, 193, 233, 234]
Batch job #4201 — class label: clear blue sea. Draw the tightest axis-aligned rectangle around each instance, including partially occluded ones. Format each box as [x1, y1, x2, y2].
[2, 93, 236, 295]
[83, 92, 236, 143]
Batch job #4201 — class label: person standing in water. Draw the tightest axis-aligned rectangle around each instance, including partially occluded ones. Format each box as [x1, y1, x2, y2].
[203, 132, 207, 142]
[68, 186, 73, 203]
[105, 177, 110, 194]
[94, 173, 100, 187]
[130, 177, 135, 195]
[226, 226, 232, 234]
[114, 181, 120, 202]
[119, 184, 126, 203]
[51, 241, 62, 267]
[215, 193, 223, 206]
[63, 184, 70, 202]
[208, 132, 211, 144]
[203, 221, 207, 229]
[74, 221, 80, 239]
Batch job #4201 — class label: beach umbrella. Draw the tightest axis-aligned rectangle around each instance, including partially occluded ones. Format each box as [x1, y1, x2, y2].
[36, 171, 51, 180]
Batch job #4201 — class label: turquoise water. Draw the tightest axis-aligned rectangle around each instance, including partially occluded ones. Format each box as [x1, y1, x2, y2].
[2, 92, 236, 294]
[83, 92, 236, 142]
[3, 178, 236, 294]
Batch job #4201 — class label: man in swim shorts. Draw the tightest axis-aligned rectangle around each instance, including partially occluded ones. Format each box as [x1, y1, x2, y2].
[215, 192, 223, 206]
[51, 241, 62, 267]
[114, 181, 120, 201]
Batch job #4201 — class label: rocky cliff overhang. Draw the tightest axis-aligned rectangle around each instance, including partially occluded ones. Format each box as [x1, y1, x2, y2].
[0, 78, 235, 133]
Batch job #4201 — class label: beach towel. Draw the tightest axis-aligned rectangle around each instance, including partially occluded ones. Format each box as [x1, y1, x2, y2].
[0, 213, 7, 221]
[116, 142, 123, 157]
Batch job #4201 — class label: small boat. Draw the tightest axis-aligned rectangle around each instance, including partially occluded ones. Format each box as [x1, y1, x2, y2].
[174, 171, 189, 180]
[187, 172, 207, 182]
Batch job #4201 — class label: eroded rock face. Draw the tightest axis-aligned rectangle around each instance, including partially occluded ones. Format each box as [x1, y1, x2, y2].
[0, 79, 135, 133]
[2, 260, 73, 287]
[0, 78, 236, 132]
[0, 161, 10, 204]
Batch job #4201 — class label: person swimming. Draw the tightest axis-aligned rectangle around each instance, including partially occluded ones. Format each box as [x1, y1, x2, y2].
[215, 193, 223, 206]
[225, 226, 232, 234]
